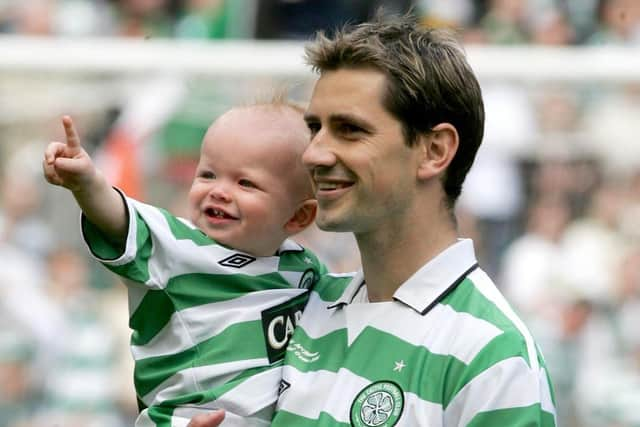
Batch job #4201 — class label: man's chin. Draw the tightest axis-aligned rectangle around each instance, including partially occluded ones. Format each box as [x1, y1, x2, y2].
[315, 215, 351, 232]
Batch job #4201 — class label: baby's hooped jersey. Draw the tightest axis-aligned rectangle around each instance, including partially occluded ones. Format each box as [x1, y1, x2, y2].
[82, 194, 326, 427]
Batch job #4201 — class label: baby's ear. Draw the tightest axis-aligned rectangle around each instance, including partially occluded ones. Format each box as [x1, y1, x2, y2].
[284, 199, 317, 234]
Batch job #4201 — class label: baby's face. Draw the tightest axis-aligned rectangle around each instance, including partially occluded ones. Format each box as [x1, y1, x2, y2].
[188, 107, 311, 256]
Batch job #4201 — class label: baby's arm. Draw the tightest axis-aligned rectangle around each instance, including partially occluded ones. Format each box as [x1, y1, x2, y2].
[43, 116, 127, 246]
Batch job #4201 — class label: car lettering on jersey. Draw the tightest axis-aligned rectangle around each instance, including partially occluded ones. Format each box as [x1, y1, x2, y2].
[261, 292, 308, 363]
[350, 381, 405, 427]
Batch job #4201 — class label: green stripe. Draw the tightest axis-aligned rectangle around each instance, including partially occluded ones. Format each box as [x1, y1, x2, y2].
[83, 213, 153, 284]
[160, 208, 215, 245]
[272, 409, 350, 426]
[99, 214, 153, 282]
[157, 363, 282, 407]
[135, 320, 268, 397]
[278, 248, 324, 272]
[288, 326, 456, 404]
[443, 330, 532, 408]
[540, 352, 557, 406]
[313, 274, 353, 302]
[167, 272, 294, 309]
[290, 323, 529, 408]
[130, 271, 298, 346]
[444, 278, 531, 367]
[147, 405, 174, 427]
[130, 289, 175, 346]
[467, 403, 556, 427]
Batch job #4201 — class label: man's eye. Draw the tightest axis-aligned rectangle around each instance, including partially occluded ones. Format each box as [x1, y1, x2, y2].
[338, 123, 362, 134]
[307, 122, 321, 136]
[239, 179, 257, 188]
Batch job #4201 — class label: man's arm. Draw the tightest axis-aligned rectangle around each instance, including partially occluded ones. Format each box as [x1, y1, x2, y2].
[43, 115, 127, 244]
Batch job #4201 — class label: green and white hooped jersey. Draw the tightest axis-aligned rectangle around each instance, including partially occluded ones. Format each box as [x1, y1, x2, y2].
[81, 195, 326, 427]
[273, 239, 557, 427]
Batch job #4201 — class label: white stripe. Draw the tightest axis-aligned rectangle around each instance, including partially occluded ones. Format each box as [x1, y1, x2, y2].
[298, 293, 347, 338]
[401, 391, 444, 426]
[279, 367, 446, 426]
[113, 199, 286, 290]
[469, 269, 539, 371]
[279, 270, 304, 288]
[135, 410, 155, 427]
[343, 302, 502, 364]
[126, 281, 148, 317]
[216, 365, 281, 416]
[171, 409, 271, 427]
[539, 365, 557, 421]
[278, 367, 365, 423]
[141, 357, 269, 407]
[444, 356, 550, 426]
[132, 289, 305, 360]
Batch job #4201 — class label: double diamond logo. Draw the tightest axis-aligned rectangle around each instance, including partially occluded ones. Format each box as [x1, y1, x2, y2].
[218, 253, 256, 268]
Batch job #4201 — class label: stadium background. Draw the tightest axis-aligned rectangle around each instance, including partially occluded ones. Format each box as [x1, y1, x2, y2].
[1, 0, 639, 426]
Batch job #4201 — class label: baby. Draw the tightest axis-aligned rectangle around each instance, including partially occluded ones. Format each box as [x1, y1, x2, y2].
[43, 101, 326, 426]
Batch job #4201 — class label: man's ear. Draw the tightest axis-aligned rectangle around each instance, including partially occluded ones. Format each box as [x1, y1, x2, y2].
[416, 123, 459, 181]
[284, 199, 317, 234]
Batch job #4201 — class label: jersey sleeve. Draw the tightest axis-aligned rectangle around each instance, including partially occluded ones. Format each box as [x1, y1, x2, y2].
[81, 190, 199, 287]
[443, 329, 557, 427]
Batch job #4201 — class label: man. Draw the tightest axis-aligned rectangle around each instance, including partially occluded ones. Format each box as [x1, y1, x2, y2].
[191, 13, 557, 427]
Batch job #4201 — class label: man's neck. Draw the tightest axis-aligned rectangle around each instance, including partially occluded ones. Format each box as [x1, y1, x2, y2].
[355, 214, 457, 303]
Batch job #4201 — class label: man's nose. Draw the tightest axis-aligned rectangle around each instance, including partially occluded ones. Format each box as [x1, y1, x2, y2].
[302, 129, 336, 170]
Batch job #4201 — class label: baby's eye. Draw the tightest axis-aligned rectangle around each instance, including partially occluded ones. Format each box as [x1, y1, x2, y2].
[239, 179, 257, 188]
[199, 171, 215, 179]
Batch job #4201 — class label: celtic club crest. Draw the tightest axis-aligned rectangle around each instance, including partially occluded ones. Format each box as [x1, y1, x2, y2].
[350, 381, 404, 427]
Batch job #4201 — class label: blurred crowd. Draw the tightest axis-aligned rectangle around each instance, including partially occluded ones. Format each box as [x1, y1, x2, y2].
[0, 0, 639, 44]
[1, 1, 640, 427]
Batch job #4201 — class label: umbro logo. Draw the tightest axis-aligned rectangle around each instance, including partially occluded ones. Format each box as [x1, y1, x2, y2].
[218, 253, 256, 268]
[278, 379, 291, 396]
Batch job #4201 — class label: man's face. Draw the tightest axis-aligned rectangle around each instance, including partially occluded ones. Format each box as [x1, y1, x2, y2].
[303, 68, 422, 235]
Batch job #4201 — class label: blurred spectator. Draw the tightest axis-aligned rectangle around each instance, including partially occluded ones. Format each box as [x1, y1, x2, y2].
[174, 0, 254, 39]
[476, 0, 531, 44]
[581, 83, 640, 177]
[33, 247, 128, 427]
[531, 7, 576, 45]
[0, 145, 55, 262]
[0, 331, 37, 427]
[459, 83, 537, 276]
[12, 0, 55, 35]
[254, 0, 412, 40]
[110, 0, 175, 37]
[557, 177, 628, 305]
[417, 0, 474, 29]
[587, 0, 640, 44]
[500, 193, 570, 321]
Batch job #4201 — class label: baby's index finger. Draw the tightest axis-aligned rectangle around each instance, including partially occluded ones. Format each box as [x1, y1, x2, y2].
[62, 115, 81, 148]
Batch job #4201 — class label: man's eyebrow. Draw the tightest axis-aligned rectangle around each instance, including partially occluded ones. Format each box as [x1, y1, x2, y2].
[303, 112, 319, 122]
[329, 113, 371, 129]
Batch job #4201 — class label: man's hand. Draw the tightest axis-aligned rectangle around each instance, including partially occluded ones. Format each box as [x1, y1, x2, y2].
[43, 115, 97, 193]
[187, 410, 226, 427]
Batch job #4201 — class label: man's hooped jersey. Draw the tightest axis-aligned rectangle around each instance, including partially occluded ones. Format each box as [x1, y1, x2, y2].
[82, 194, 326, 427]
[273, 239, 557, 427]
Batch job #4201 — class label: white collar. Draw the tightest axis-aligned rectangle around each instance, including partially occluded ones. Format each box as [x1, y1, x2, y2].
[328, 239, 478, 315]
